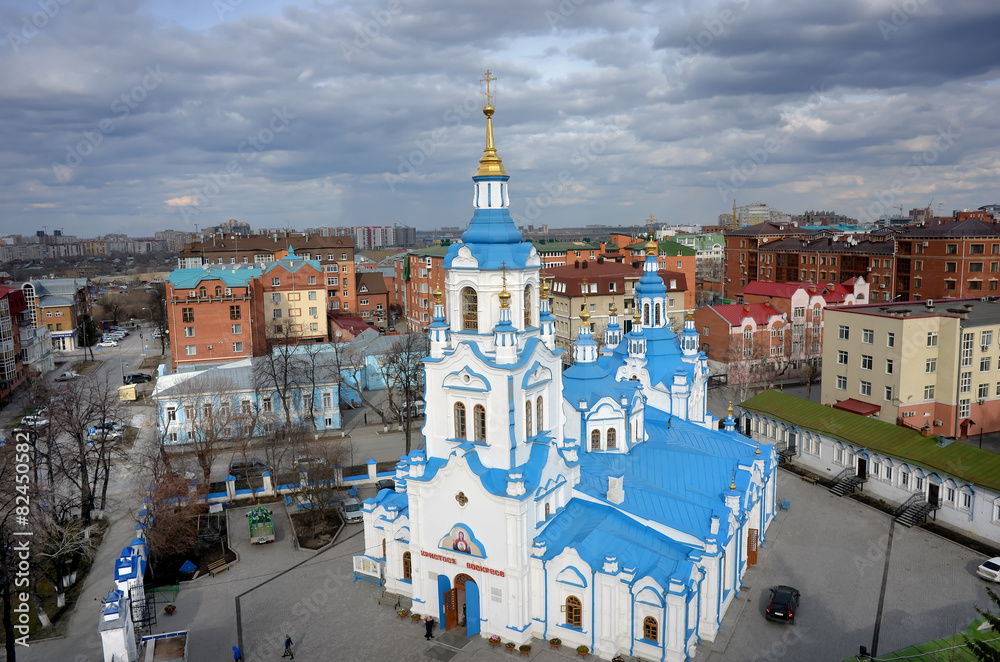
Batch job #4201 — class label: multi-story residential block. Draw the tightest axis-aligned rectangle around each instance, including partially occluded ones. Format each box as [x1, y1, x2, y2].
[697, 278, 867, 383]
[894, 219, 1000, 301]
[693, 302, 790, 385]
[177, 232, 358, 314]
[546, 257, 690, 357]
[725, 216, 1000, 304]
[821, 297, 1000, 438]
[20, 278, 90, 352]
[165, 266, 265, 371]
[532, 241, 603, 267]
[397, 246, 448, 332]
[336, 225, 416, 250]
[0, 285, 28, 401]
[674, 232, 725, 263]
[152, 355, 342, 444]
[261, 251, 326, 345]
[355, 271, 389, 326]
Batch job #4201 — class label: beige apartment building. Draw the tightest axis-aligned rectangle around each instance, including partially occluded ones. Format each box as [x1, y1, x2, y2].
[260, 251, 327, 344]
[821, 298, 1000, 439]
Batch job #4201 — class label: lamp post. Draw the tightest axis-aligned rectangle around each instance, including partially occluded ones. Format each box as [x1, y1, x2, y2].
[979, 398, 986, 449]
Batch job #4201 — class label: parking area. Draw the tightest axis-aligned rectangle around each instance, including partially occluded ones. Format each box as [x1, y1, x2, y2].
[702, 469, 985, 662]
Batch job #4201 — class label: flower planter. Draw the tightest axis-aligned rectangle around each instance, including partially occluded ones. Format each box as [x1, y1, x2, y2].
[164, 605, 176, 615]
[490, 641, 501, 647]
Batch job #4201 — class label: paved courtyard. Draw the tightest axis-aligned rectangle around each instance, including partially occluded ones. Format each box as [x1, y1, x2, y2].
[21, 467, 990, 662]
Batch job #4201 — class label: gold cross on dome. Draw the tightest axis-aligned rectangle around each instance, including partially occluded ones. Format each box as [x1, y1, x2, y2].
[647, 213, 656, 236]
[481, 69, 496, 106]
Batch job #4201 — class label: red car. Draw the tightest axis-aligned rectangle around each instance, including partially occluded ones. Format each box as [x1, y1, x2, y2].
[765, 585, 800, 623]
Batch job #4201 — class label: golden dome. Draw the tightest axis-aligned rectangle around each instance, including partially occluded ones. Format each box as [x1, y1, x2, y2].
[433, 284, 443, 304]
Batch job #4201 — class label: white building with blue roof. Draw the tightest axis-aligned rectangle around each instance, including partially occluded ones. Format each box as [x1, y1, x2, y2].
[362, 78, 777, 662]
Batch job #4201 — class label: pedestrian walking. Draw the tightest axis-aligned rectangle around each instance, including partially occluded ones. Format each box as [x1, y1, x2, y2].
[424, 615, 434, 640]
[233, 645, 242, 662]
[282, 634, 294, 659]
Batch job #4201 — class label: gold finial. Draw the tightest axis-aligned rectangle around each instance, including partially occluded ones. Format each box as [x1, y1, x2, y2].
[645, 214, 658, 256]
[686, 309, 694, 321]
[609, 301, 617, 316]
[498, 262, 511, 309]
[476, 70, 507, 177]
[727, 401, 733, 417]
[730, 468, 737, 490]
[633, 308, 641, 324]
[540, 276, 550, 300]
[755, 439, 761, 456]
[433, 283, 443, 304]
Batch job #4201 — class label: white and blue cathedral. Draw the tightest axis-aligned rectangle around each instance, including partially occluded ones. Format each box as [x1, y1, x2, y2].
[362, 95, 777, 662]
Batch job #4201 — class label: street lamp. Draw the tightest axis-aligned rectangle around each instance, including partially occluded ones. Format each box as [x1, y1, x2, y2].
[979, 398, 987, 449]
[141, 307, 153, 322]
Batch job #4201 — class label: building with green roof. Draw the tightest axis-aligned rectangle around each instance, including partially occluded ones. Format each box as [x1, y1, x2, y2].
[741, 389, 1000, 543]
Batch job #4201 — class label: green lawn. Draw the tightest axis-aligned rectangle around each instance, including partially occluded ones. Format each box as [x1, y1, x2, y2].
[842, 620, 1000, 661]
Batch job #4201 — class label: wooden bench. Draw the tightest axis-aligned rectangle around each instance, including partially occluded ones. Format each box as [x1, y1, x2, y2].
[801, 475, 818, 484]
[208, 559, 231, 576]
[375, 589, 401, 609]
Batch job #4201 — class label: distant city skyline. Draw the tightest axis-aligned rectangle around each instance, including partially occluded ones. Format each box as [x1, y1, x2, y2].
[2, 0, 998, 236]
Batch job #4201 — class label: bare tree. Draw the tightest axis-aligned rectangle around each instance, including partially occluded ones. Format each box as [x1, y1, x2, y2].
[255, 322, 305, 431]
[132, 445, 200, 578]
[33, 495, 97, 610]
[293, 438, 349, 527]
[377, 332, 429, 454]
[334, 340, 391, 427]
[801, 363, 819, 401]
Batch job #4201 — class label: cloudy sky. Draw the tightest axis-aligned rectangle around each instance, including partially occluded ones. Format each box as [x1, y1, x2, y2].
[2, 0, 998, 238]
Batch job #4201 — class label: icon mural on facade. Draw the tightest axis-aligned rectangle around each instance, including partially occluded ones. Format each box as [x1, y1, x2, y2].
[438, 524, 485, 558]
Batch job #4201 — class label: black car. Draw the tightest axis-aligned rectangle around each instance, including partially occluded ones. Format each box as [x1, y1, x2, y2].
[375, 478, 396, 493]
[124, 373, 152, 384]
[765, 585, 800, 623]
[230, 458, 270, 479]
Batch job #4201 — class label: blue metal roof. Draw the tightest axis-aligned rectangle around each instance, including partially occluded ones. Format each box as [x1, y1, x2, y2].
[445, 208, 534, 271]
[167, 267, 259, 288]
[562, 360, 639, 410]
[535, 499, 696, 588]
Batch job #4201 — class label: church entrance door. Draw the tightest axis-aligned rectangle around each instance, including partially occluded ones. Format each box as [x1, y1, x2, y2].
[453, 573, 479, 637]
[443, 588, 458, 630]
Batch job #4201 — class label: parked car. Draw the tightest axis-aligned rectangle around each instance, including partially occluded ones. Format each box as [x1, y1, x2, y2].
[375, 478, 396, 493]
[978, 557, 1000, 582]
[88, 421, 125, 440]
[55, 371, 80, 382]
[765, 585, 800, 623]
[339, 497, 363, 524]
[229, 458, 270, 479]
[124, 373, 152, 384]
[109, 327, 129, 336]
[97, 340, 118, 347]
[20, 415, 48, 428]
[293, 455, 327, 468]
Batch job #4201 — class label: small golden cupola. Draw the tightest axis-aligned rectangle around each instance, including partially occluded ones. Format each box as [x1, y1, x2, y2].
[476, 69, 507, 178]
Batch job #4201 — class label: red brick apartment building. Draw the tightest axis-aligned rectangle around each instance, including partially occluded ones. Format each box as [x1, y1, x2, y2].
[724, 217, 1000, 304]
[396, 246, 448, 332]
[165, 266, 266, 371]
[0, 285, 28, 401]
[177, 232, 359, 314]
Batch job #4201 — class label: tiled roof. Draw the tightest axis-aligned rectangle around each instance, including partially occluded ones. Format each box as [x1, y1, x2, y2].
[759, 236, 895, 255]
[831, 398, 881, 416]
[740, 390, 1000, 492]
[546, 261, 687, 296]
[725, 222, 810, 237]
[411, 246, 450, 258]
[898, 219, 1000, 238]
[704, 302, 785, 327]
[356, 271, 388, 295]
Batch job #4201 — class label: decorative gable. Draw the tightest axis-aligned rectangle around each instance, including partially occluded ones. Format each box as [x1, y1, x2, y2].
[443, 367, 490, 392]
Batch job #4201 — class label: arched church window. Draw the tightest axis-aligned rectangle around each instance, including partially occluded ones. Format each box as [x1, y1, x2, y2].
[382, 538, 386, 558]
[215, 286, 223, 296]
[473, 405, 486, 443]
[544, 502, 550, 517]
[454, 402, 467, 439]
[643, 616, 658, 642]
[461, 287, 478, 331]
[655, 303, 661, 326]
[199, 286, 207, 298]
[566, 596, 582, 628]
[403, 552, 412, 581]
[525, 401, 533, 437]
[607, 428, 617, 449]
[524, 285, 533, 327]
[537, 396, 543, 433]
[591, 430, 600, 450]
[643, 303, 650, 326]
